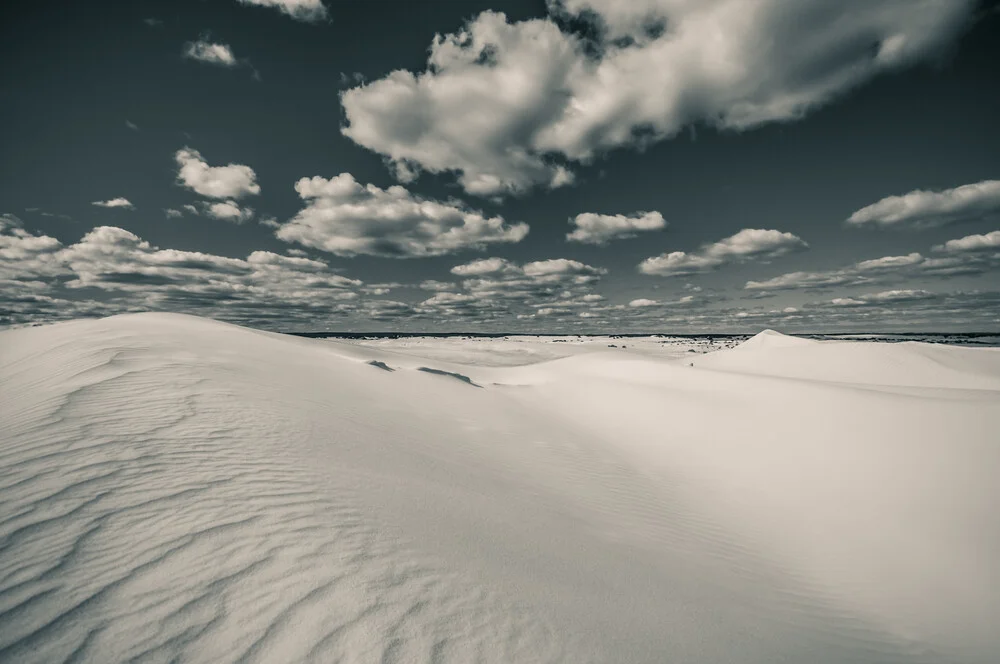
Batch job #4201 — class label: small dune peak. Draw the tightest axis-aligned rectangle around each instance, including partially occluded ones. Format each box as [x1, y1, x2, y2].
[740, 328, 813, 349]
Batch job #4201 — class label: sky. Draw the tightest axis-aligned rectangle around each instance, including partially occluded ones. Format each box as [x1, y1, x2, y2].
[2, 0, 999, 333]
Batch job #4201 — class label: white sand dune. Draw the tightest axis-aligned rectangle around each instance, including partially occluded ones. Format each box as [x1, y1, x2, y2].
[1, 313, 998, 663]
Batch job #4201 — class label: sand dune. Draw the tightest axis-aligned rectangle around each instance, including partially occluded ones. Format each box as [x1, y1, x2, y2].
[1, 313, 998, 663]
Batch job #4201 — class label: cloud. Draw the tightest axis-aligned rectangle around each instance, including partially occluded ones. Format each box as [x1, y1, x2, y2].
[0, 217, 371, 328]
[846, 180, 1000, 228]
[419, 279, 454, 292]
[746, 232, 1000, 292]
[628, 298, 659, 307]
[827, 289, 936, 307]
[342, 1, 974, 196]
[397, 256, 611, 322]
[126, 120, 139, 131]
[0, 214, 67, 283]
[237, 0, 328, 22]
[165, 208, 184, 219]
[143, 18, 163, 28]
[451, 257, 520, 277]
[447, 263, 610, 316]
[640, 228, 807, 277]
[175, 147, 260, 199]
[92, 197, 134, 209]
[275, 173, 528, 258]
[183, 40, 239, 67]
[451, 257, 605, 284]
[567, 211, 666, 244]
[203, 200, 254, 223]
[935, 229, 1000, 253]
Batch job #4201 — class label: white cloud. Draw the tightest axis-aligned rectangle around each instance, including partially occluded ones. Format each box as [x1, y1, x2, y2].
[342, 1, 974, 196]
[204, 200, 254, 223]
[828, 290, 936, 307]
[629, 298, 659, 307]
[523, 258, 602, 280]
[0, 224, 364, 329]
[274, 173, 528, 258]
[165, 208, 183, 219]
[237, 0, 328, 22]
[92, 197, 134, 209]
[0, 214, 67, 282]
[175, 147, 260, 199]
[415, 256, 608, 321]
[419, 279, 454, 292]
[420, 292, 479, 307]
[935, 230, 1000, 253]
[183, 40, 239, 67]
[451, 257, 520, 277]
[846, 180, 1000, 228]
[567, 211, 666, 244]
[126, 120, 139, 131]
[745, 234, 1000, 292]
[640, 228, 807, 277]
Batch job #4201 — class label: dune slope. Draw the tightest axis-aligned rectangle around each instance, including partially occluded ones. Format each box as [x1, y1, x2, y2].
[1, 313, 998, 663]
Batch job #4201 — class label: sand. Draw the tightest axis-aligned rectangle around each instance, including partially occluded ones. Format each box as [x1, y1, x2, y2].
[2, 313, 998, 663]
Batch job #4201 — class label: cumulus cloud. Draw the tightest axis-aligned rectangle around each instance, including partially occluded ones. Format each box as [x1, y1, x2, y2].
[935, 230, 1000, 253]
[274, 173, 528, 258]
[342, 1, 974, 196]
[175, 148, 260, 199]
[398, 256, 611, 322]
[827, 289, 936, 307]
[0, 218, 367, 328]
[567, 211, 666, 244]
[419, 279, 454, 292]
[629, 298, 659, 307]
[746, 232, 1000, 292]
[92, 197, 134, 209]
[846, 180, 1000, 229]
[183, 40, 239, 67]
[165, 208, 183, 219]
[639, 228, 807, 277]
[237, 0, 328, 22]
[0, 214, 67, 283]
[452, 257, 605, 285]
[203, 200, 254, 223]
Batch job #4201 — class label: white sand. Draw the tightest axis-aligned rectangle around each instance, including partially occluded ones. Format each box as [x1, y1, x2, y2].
[1, 313, 998, 663]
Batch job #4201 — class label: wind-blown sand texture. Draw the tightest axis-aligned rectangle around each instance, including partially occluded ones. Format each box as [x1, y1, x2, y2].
[2, 313, 998, 663]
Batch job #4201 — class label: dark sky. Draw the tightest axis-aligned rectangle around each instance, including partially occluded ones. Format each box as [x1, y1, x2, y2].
[2, 0, 999, 332]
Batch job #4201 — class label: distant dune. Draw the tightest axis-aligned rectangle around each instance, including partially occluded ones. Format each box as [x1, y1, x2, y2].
[2, 313, 998, 663]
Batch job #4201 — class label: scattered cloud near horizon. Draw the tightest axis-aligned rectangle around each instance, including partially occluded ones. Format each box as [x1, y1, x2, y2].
[3, 212, 996, 331]
[745, 230, 1000, 292]
[935, 229, 1000, 253]
[640, 229, 808, 277]
[847, 180, 1000, 229]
